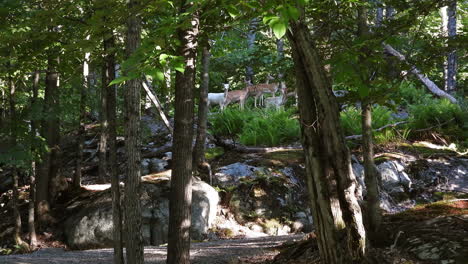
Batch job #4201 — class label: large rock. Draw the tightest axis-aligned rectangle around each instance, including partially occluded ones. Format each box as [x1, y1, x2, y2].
[64, 174, 219, 249]
[214, 162, 266, 186]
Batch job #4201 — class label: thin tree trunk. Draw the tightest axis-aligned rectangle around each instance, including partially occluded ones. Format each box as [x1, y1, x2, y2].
[445, 0, 457, 92]
[361, 100, 381, 240]
[28, 71, 40, 249]
[124, 0, 144, 263]
[167, 3, 199, 263]
[358, 5, 382, 243]
[74, 48, 90, 189]
[37, 49, 60, 224]
[287, 15, 366, 263]
[99, 56, 109, 184]
[383, 44, 458, 104]
[193, 43, 210, 173]
[103, 31, 124, 264]
[246, 18, 258, 83]
[9, 76, 27, 248]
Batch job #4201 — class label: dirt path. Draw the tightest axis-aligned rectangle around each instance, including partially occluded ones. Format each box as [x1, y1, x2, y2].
[0, 235, 302, 264]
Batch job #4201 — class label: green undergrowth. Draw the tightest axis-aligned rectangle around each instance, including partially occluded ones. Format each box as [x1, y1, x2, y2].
[340, 105, 408, 144]
[209, 108, 300, 146]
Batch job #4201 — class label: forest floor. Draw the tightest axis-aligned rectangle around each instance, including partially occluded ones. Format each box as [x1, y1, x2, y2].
[0, 235, 303, 264]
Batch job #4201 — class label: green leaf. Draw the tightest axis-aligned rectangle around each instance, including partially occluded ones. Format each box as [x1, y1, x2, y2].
[358, 85, 369, 98]
[287, 6, 299, 21]
[226, 5, 239, 18]
[272, 21, 287, 39]
[109, 76, 130, 86]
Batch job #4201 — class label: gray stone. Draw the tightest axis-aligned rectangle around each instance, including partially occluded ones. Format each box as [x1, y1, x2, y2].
[64, 176, 219, 249]
[214, 162, 265, 186]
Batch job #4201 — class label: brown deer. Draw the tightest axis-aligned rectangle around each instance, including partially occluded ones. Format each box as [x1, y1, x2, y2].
[224, 86, 250, 110]
[247, 75, 280, 107]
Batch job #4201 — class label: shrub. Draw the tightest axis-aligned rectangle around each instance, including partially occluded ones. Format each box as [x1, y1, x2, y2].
[340, 105, 404, 144]
[397, 81, 433, 106]
[408, 98, 468, 144]
[209, 108, 300, 146]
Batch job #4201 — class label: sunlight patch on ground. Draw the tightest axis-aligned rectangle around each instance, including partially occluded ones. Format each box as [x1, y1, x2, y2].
[83, 184, 111, 191]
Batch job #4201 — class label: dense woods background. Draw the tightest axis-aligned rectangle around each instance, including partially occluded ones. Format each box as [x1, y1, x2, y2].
[0, 0, 466, 263]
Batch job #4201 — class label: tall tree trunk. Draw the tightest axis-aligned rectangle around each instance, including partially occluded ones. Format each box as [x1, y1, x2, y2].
[287, 17, 366, 264]
[99, 56, 109, 184]
[124, 0, 144, 263]
[358, 5, 381, 243]
[444, 0, 457, 92]
[9, 76, 27, 248]
[74, 48, 90, 189]
[28, 71, 40, 249]
[37, 49, 60, 224]
[193, 43, 210, 175]
[103, 30, 124, 264]
[167, 2, 199, 263]
[246, 18, 259, 83]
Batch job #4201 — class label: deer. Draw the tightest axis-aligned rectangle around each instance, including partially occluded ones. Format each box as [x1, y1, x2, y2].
[223, 85, 250, 110]
[247, 75, 280, 107]
[264, 82, 287, 110]
[207, 83, 229, 110]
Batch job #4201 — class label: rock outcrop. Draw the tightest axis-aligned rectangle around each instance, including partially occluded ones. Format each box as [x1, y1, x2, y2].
[64, 173, 219, 249]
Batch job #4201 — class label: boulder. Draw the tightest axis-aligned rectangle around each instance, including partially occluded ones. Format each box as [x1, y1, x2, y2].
[64, 174, 219, 249]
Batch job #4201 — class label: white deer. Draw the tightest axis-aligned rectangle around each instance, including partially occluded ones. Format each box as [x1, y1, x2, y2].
[264, 82, 287, 110]
[207, 83, 229, 110]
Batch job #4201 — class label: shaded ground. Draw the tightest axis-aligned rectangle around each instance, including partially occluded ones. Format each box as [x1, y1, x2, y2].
[0, 235, 303, 264]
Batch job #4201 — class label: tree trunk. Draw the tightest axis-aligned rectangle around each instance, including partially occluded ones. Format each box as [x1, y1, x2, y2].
[287, 18, 366, 264]
[358, 5, 381, 244]
[37, 49, 60, 224]
[193, 43, 210, 174]
[9, 76, 27, 248]
[167, 2, 199, 263]
[361, 100, 381, 241]
[74, 47, 90, 190]
[124, 0, 144, 263]
[28, 71, 40, 249]
[103, 31, 124, 264]
[246, 18, 259, 83]
[383, 44, 458, 104]
[99, 55, 109, 184]
[444, 0, 457, 92]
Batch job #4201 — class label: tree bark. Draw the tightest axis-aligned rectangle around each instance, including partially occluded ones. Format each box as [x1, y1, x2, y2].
[287, 17, 366, 264]
[167, 2, 199, 263]
[103, 30, 124, 264]
[383, 44, 457, 104]
[9, 76, 27, 248]
[246, 18, 259, 83]
[358, 5, 382, 243]
[99, 55, 109, 184]
[443, 0, 457, 92]
[28, 71, 40, 249]
[74, 47, 90, 190]
[193, 43, 210, 172]
[124, 0, 144, 263]
[37, 48, 60, 224]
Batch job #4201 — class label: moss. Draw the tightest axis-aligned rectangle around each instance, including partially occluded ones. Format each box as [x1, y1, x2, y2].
[389, 200, 468, 222]
[399, 142, 463, 158]
[205, 147, 224, 161]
